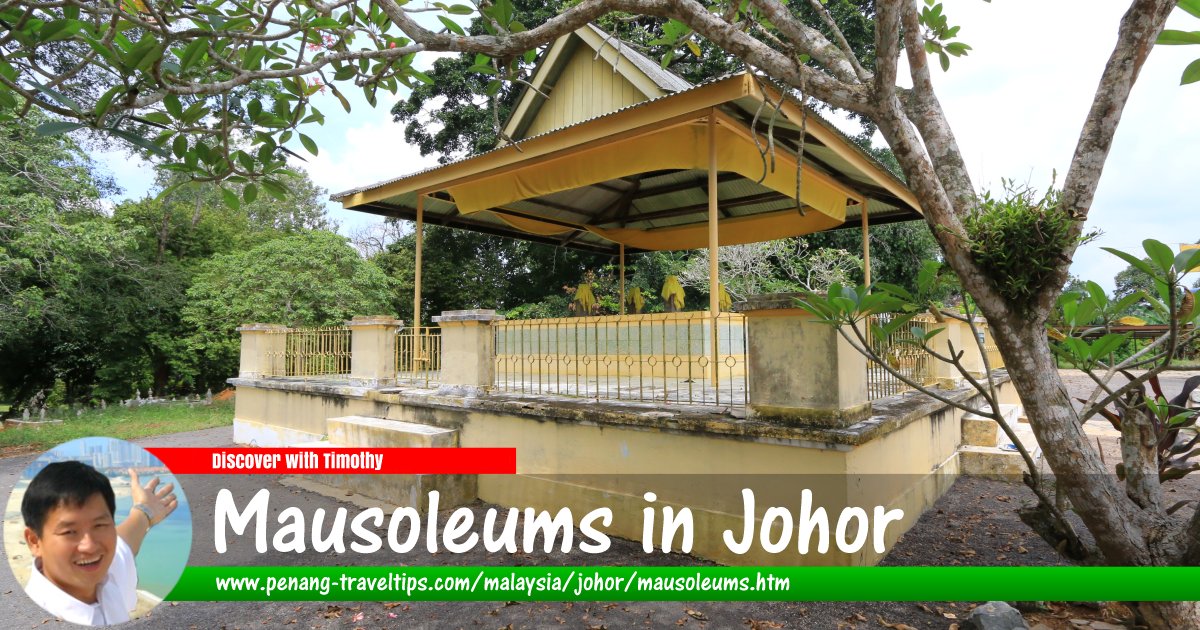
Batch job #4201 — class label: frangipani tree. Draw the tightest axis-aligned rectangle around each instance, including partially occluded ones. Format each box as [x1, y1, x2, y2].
[2, 0, 1197, 625]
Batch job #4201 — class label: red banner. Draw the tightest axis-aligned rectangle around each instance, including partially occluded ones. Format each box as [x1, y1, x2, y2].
[145, 447, 516, 475]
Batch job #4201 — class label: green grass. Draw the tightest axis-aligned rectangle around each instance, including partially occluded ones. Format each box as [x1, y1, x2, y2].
[0, 400, 233, 453]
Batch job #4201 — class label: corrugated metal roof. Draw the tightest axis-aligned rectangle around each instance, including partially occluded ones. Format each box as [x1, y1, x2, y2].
[330, 73, 735, 202]
[331, 72, 906, 206]
[582, 24, 692, 93]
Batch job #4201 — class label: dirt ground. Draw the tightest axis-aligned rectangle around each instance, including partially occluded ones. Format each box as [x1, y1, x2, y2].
[2, 371, 1195, 629]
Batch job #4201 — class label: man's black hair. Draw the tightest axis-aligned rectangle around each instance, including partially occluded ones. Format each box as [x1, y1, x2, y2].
[21, 461, 116, 535]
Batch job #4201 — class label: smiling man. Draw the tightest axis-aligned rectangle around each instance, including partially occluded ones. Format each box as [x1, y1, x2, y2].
[20, 461, 177, 626]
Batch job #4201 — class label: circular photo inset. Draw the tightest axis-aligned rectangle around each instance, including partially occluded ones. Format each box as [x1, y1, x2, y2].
[5, 437, 191, 626]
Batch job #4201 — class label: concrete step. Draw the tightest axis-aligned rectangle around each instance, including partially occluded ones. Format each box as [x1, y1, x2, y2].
[327, 415, 457, 448]
[961, 403, 1021, 448]
[299, 416, 475, 511]
[960, 411, 1043, 482]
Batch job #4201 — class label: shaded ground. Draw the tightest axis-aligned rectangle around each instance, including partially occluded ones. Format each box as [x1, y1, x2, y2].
[3, 370, 1189, 629]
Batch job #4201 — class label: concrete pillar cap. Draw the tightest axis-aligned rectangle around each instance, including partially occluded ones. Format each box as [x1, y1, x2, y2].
[345, 316, 404, 327]
[733, 292, 810, 312]
[433, 309, 505, 323]
[236, 323, 289, 332]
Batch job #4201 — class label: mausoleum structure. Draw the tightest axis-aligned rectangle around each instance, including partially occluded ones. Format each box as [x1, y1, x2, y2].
[229, 25, 1032, 566]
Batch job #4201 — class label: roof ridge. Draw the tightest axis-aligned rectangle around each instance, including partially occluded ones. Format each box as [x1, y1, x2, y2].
[580, 23, 693, 92]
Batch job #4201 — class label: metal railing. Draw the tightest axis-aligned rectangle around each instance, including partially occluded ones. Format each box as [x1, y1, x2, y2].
[264, 326, 351, 378]
[493, 312, 747, 409]
[396, 327, 441, 387]
[865, 314, 938, 400]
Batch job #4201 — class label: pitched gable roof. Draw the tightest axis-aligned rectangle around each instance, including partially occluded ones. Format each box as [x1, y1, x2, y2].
[501, 24, 691, 144]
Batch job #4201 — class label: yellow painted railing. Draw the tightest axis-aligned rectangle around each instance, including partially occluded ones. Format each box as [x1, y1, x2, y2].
[865, 314, 938, 400]
[493, 311, 746, 408]
[396, 327, 441, 387]
[265, 326, 351, 378]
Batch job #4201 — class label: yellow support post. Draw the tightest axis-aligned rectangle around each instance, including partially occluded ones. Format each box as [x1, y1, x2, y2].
[414, 193, 424, 327]
[619, 243, 626, 315]
[861, 198, 871, 286]
[708, 112, 720, 386]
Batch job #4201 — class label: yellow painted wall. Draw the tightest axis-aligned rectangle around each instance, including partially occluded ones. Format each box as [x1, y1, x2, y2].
[525, 45, 646, 137]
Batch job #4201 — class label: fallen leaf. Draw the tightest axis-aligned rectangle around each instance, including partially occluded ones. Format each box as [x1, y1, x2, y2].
[917, 604, 934, 614]
[745, 620, 784, 630]
[686, 610, 709, 621]
[876, 615, 918, 630]
[351, 612, 364, 623]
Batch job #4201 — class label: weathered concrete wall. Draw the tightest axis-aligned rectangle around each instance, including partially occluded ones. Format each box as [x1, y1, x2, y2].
[736, 295, 869, 427]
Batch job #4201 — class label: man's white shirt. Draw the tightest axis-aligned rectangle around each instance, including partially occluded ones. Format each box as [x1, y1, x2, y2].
[24, 536, 138, 626]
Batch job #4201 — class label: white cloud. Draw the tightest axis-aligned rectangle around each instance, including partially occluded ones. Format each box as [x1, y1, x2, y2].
[884, 1, 1200, 291]
[294, 116, 440, 234]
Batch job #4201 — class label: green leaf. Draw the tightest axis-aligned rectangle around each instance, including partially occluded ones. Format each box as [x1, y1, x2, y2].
[243, 183, 258, 204]
[327, 83, 352, 113]
[466, 64, 496, 75]
[299, 133, 318, 156]
[141, 111, 172, 126]
[243, 45, 267, 71]
[172, 134, 187, 158]
[1176, 248, 1200, 273]
[93, 85, 122, 122]
[221, 186, 240, 211]
[1089, 333, 1130, 359]
[1182, 58, 1200, 85]
[39, 19, 82, 42]
[108, 127, 169, 157]
[438, 15, 465, 35]
[121, 37, 161, 73]
[1144, 239, 1176, 275]
[445, 4, 475, 15]
[409, 70, 434, 85]
[163, 94, 183, 119]
[31, 82, 82, 113]
[177, 39, 207, 72]
[260, 178, 288, 200]
[1103, 246, 1159, 279]
[35, 120, 85, 136]
[1156, 30, 1200, 45]
[873, 282, 914, 303]
[1181, 0, 1200, 19]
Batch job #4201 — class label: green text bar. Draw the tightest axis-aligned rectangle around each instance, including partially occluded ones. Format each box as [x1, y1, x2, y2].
[169, 566, 1200, 601]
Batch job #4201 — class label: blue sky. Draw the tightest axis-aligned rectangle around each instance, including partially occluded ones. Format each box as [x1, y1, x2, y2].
[91, 2, 1200, 293]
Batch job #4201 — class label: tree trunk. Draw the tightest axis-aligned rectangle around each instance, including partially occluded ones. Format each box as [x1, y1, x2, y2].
[986, 312, 1154, 566]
